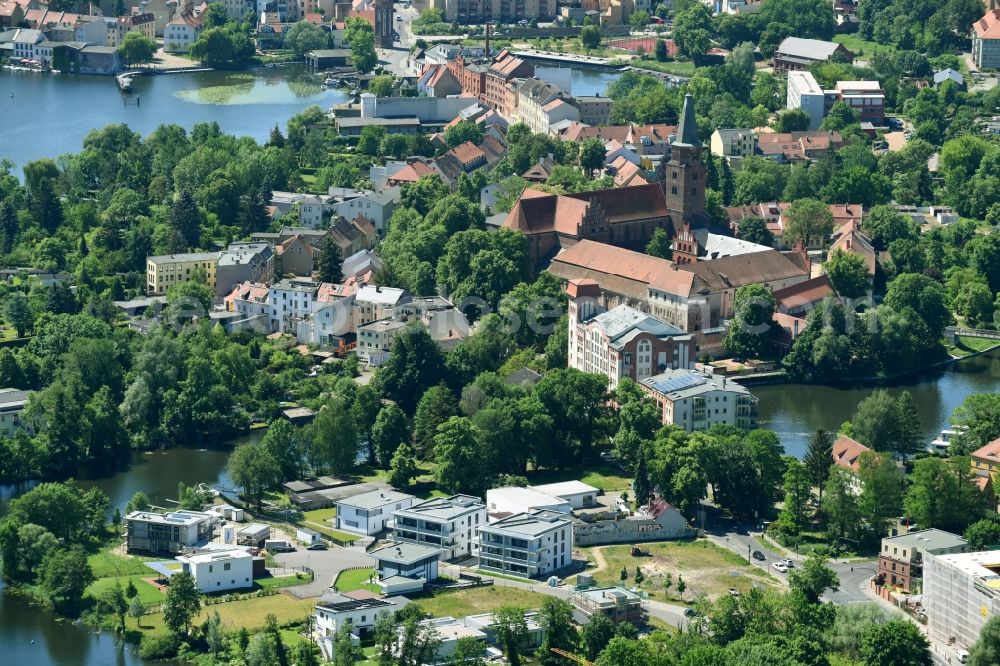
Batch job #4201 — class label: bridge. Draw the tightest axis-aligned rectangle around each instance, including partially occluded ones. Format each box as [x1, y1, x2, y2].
[950, 326, 1000, 341]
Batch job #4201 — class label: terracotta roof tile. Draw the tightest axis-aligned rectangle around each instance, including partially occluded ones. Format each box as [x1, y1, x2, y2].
[972, 437, 1000, 462]
[832, 434, 871, 472]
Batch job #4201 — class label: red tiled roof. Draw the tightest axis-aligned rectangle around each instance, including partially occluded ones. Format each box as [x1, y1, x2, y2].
[449, 140, 485, 165]
[972, 437, 1000, 462]
[551, 240, 696, 298]
[503, 183, 668, 237]
[832, 434, 871, 472]
[387, 161, 435, 184]
[772, 275, 834, 309]
[974, 9, 1000, 39]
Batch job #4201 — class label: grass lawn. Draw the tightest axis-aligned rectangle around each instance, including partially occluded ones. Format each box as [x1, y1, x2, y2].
[87, 574, 165, 605]
[141, 593, 316, 635]
[945, 335, 999, 357]
[334, 568, 381, 594]
[833, 34, 890, 58]
[632, 59, 698, 76]
[88, 551, 156, 578]
[255, 572, 314, 590]
[302, 507, 337, 523]
[581, 539, 778, 602]
[296, 508, 360, 543]
[417, 586, 551, 617]
[526, 463, 632, 492]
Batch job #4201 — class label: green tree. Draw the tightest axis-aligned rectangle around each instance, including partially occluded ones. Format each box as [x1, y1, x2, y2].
[857, 451, 904, 543]
[373, 403, 410, 468]
[580, 25, 601, 49]
[117, 32, 156, 66]
[860, 619, 931, 666]
[433, 417, 487, 495]
[40, 547, 94, 614]
[724, 283, 776, 359]
[227, 443, 280, 511]
[261, 418, 302, 482]
[823, 467, 861, 542]
[413, 384, 458, 453]
[358, 125, 387, 156]
[318, 235, 344, 283]
[309, 395, 360, 475]
[163, 571, 200, 637]
[862, 205, 917, 252]
[493, 606, 529, 666]
[778, 109, 812, 132]
[672, 2, 713, 61]
[645, 227, 672, 259]
[581, 614, 616, 661]
[579, 137, 606, 175]
[170, 189, 201, 248]
[346, 17, 377, 72]
[444, 120, 484, 148]
[104, 580, 128, 633]
[964, 519, 1000, 551]
[825, 248, 871, 299]
[784, 198, 834, 248]
[654, 38, 668, 61]
[969, 615, 1000, 666]
[789, 554, 838, 604]
[284, 20, 330, 56]
[388, 442, 419, 489]
[3, 292, 32, 337]
[372, 324, 446, 413]
[736, 216, 773, 247]
[904, 456, 986, 533]
[538, 598, 578, 666]
[884, 273, 950, 335]
[803, 429, 833, 500]
[368, 74, 394, 97]
[952, 393, 1000, 454]
[850, 390, 902, 454]
[129, 594, 146, 628]
[776, 459, 812, 536]
[895, 391, 921, 459]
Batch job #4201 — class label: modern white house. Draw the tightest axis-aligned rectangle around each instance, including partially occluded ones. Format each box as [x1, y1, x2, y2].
[369, 542, 442, 595]
[314, 592, 408, 641]
[407, 618, 489, 663]
[0, 388, 31, 437]
[389, 495, 487, 561]
[786, 70, 826, 130]
[125, 510, 217, 555]
[529, 481, 600, 510]
[477, 510, 573, 579]
[331, 187, 401, 234]
[486, 487, 572, 518]
[177, 549, 253, 593]
[335, 489, 415, 536]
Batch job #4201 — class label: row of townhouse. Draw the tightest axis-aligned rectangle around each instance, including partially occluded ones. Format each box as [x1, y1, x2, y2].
[268, 186, 401, 233]
[710, 126, 847, 165]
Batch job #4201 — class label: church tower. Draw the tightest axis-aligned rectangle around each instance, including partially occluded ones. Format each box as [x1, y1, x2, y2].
[661, 94, 706, 231]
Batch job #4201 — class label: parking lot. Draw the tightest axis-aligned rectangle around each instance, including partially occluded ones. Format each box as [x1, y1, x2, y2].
[273, 544, 372, 598]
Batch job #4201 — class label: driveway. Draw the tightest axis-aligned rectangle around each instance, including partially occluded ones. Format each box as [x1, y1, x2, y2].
[273, 545, 372, 598]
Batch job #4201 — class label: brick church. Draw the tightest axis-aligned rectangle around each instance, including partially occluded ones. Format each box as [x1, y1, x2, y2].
[503, 94, 711, 270]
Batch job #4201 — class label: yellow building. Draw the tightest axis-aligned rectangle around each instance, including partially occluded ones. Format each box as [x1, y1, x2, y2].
[146, 252, 220, 295]
[971, 437, 1000, 480]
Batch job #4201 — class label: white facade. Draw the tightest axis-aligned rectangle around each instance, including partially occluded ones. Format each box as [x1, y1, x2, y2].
[530, 481, 599, 510]
[926, 550, 1000, 651]
[331, 188, 400, 235]
[787, 71, 826, 131]
[314, 593, 407, 640]
[352, 286, 409, 329]
[390, 495, 487, 561]
[478, 510, 573, 578]
[486, 487, 572, 517]
[268, 278, 321, 332]
[370, 542, 442, 582]
[178, 550, 253, 593]
[0, 388, 30, 437]
[297, 194, 335, 229]
[640, 369, 758, 432]
[335, 489, 415, 536]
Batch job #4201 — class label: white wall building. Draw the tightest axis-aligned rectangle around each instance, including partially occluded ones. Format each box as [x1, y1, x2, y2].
[369, 542, 442, 594]
[786, 70, 826, 131]
[0, 388, 31, 437]
[126, 510, 217, 555]
[530, 481, 599, 510]
[486, 487, 572, 518]
[335, 489, 415, 536]
[177, 549, 253, 593]
[639, 369, 758, 432]
[330, 187, 401, 235]
[925, 550, 1000, 651]
[477, 510, 573, 578]
[390, 495, 487, 561]
[314, 592, 408, 641]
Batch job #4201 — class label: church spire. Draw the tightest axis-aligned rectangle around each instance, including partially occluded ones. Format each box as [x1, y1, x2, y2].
[676, 94, 699, 146]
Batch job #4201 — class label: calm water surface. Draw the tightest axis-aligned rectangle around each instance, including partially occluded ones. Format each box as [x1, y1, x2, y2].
[0, 65, 348, 170]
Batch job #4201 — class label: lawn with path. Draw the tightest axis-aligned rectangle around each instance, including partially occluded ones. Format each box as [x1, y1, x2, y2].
[334, 567, 381, 594]
[580, 539, 778, 602]
[297, 506, 361, 543]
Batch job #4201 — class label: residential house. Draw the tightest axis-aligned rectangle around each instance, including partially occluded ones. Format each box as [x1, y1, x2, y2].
[403, 618, 489, 663]
[331, 187, 400, 234]
[521, 155, 556, 183]
[831, 434, 871, 473]
[560, 123, 677, 157]
[574, 496, 694, 546]
[757, 131, 845, 163]
[257, 12, 288, 49]
[435, 0, 556, 23]
[710, 128, 758, 160]
[352, 285, 409, 329]
[177, 549, 254, 593]
[343, 248, 383, 280]
[0, 388, 31, 437]
[125, 510, 217, 555]
[878, 529, 967, 592]
[572, 587, 648, 625]
[9, 28, 44, 60]
[772, 275, 836, 316]
[573, 95, 614, 126]
[829, 220, 878, 274]
[215, 242, 275, 297]
[484, 50, 533, 116]
[933, 68, 964, 88]
[356, 318, 407, 366]
[608, 155, 648, 187]
[973, 9, 1000, 70]
[726, 201, 861, 250]
[566, 279, 695, 389]
[390, 494, 486, 561]
[786, 71, 826, 130]
[164, 11, 202, 53]
[335, 489, 415, 536]
[146, 252, 220, 295]
[772, 36, 852, 72]
[385, 159, 437, 186]
[417, 63, 462, 97]
[0, 2, 25, 30]
[275, 235, 317, 277]
[830, 80, 885, 125]
[369, 542, 441, 594]
[477, 510, 573, 578]
[313, 593, 408, 654]
[113, 12, 156, 45]
[268, 278, 326, 332]
[639, 369, 758, 431]
[971, 437, 1000, 483]
[329, 214, 377, 258]
[513, 77, 579, 134]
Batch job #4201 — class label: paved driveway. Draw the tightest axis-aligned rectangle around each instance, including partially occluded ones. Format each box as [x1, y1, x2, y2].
[273, 545, 372, 598]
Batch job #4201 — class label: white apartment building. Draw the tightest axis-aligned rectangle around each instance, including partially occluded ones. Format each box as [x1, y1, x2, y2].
[297, 194, 335, 229]
[357, 319, 407, 367]
[335, 489, 415, 536]
[177, 549, 253, 593]
[513, 78, 580, 135]
[268, 278, 322, 332]
[786, 70, 826, 131]
[0, 388, 31, 437]
[331, 187, 401, 235]
[709, 128, 758, 160]
[352, 285, 409, 329]
[639, 369, 758, 432]
[390, 495, 486, 561]
[125, 510, 216, 555]
[477, 510, 573, 578]
[925, 550, 1000, 651]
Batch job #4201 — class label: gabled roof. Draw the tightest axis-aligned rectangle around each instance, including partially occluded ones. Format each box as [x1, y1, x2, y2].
[831, 434, 871, 472]
[974, 9, 1000, 40]
[775, 36, 848, 61]
[772, 275, 834, 309]
[972, 437, 1000, 462]
[502, 183, 668, 237]
[550, 240, 696, 298]
[679, 249, 809, 292]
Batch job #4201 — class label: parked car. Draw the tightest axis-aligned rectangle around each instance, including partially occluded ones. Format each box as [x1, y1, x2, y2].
[780, 559, 794, 568]
[752, 550, 766, 561]
[684, 608, 697, 617]
[307, 543, 328, 550]
[728, 588, 741, 597]
[772, 562, 788, 573]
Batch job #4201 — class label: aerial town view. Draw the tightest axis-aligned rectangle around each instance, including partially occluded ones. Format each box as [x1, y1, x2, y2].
[1, 0, 1000, 664]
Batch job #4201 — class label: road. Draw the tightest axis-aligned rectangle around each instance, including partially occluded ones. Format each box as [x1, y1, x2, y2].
[273, 544, 372, 597]
[378, 4, 419, 78]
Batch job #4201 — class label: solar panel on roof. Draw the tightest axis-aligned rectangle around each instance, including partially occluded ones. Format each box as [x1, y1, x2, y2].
[652, 374, 706, 394]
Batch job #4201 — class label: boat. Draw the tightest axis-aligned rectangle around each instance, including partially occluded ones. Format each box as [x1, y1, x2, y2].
[116, 73, 134, 92]
[928, 425, 969, 454]
[324, 76, 338, 86]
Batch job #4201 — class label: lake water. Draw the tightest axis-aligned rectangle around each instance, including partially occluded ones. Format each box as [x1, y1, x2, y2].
[0, 65, 349, 170]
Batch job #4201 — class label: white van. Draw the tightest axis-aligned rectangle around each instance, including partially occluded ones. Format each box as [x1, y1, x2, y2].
[956, 648, 970, 663]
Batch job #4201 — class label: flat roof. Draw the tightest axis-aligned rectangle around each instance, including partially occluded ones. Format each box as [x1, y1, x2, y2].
[126, 510, 213, 526]
[488, 487, 569, 510]
[338, 488, 414, 510]
[147, 252, 219, 264]
[531, 481, 599, 497]
[238, 522, 270, 535]
[481, 510, 572, 537]
[883, 528, 967, 552]
[369, 542, 442, 565]
[338, 117, 422, 128]
[395, 495, 484, 521]
[182, 549, 253, 564]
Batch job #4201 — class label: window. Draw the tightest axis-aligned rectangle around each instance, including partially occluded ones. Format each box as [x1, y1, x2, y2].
[224, 563, 231, 571]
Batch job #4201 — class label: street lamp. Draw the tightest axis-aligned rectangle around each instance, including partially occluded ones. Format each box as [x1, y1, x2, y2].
[747, 544, 751, 563]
